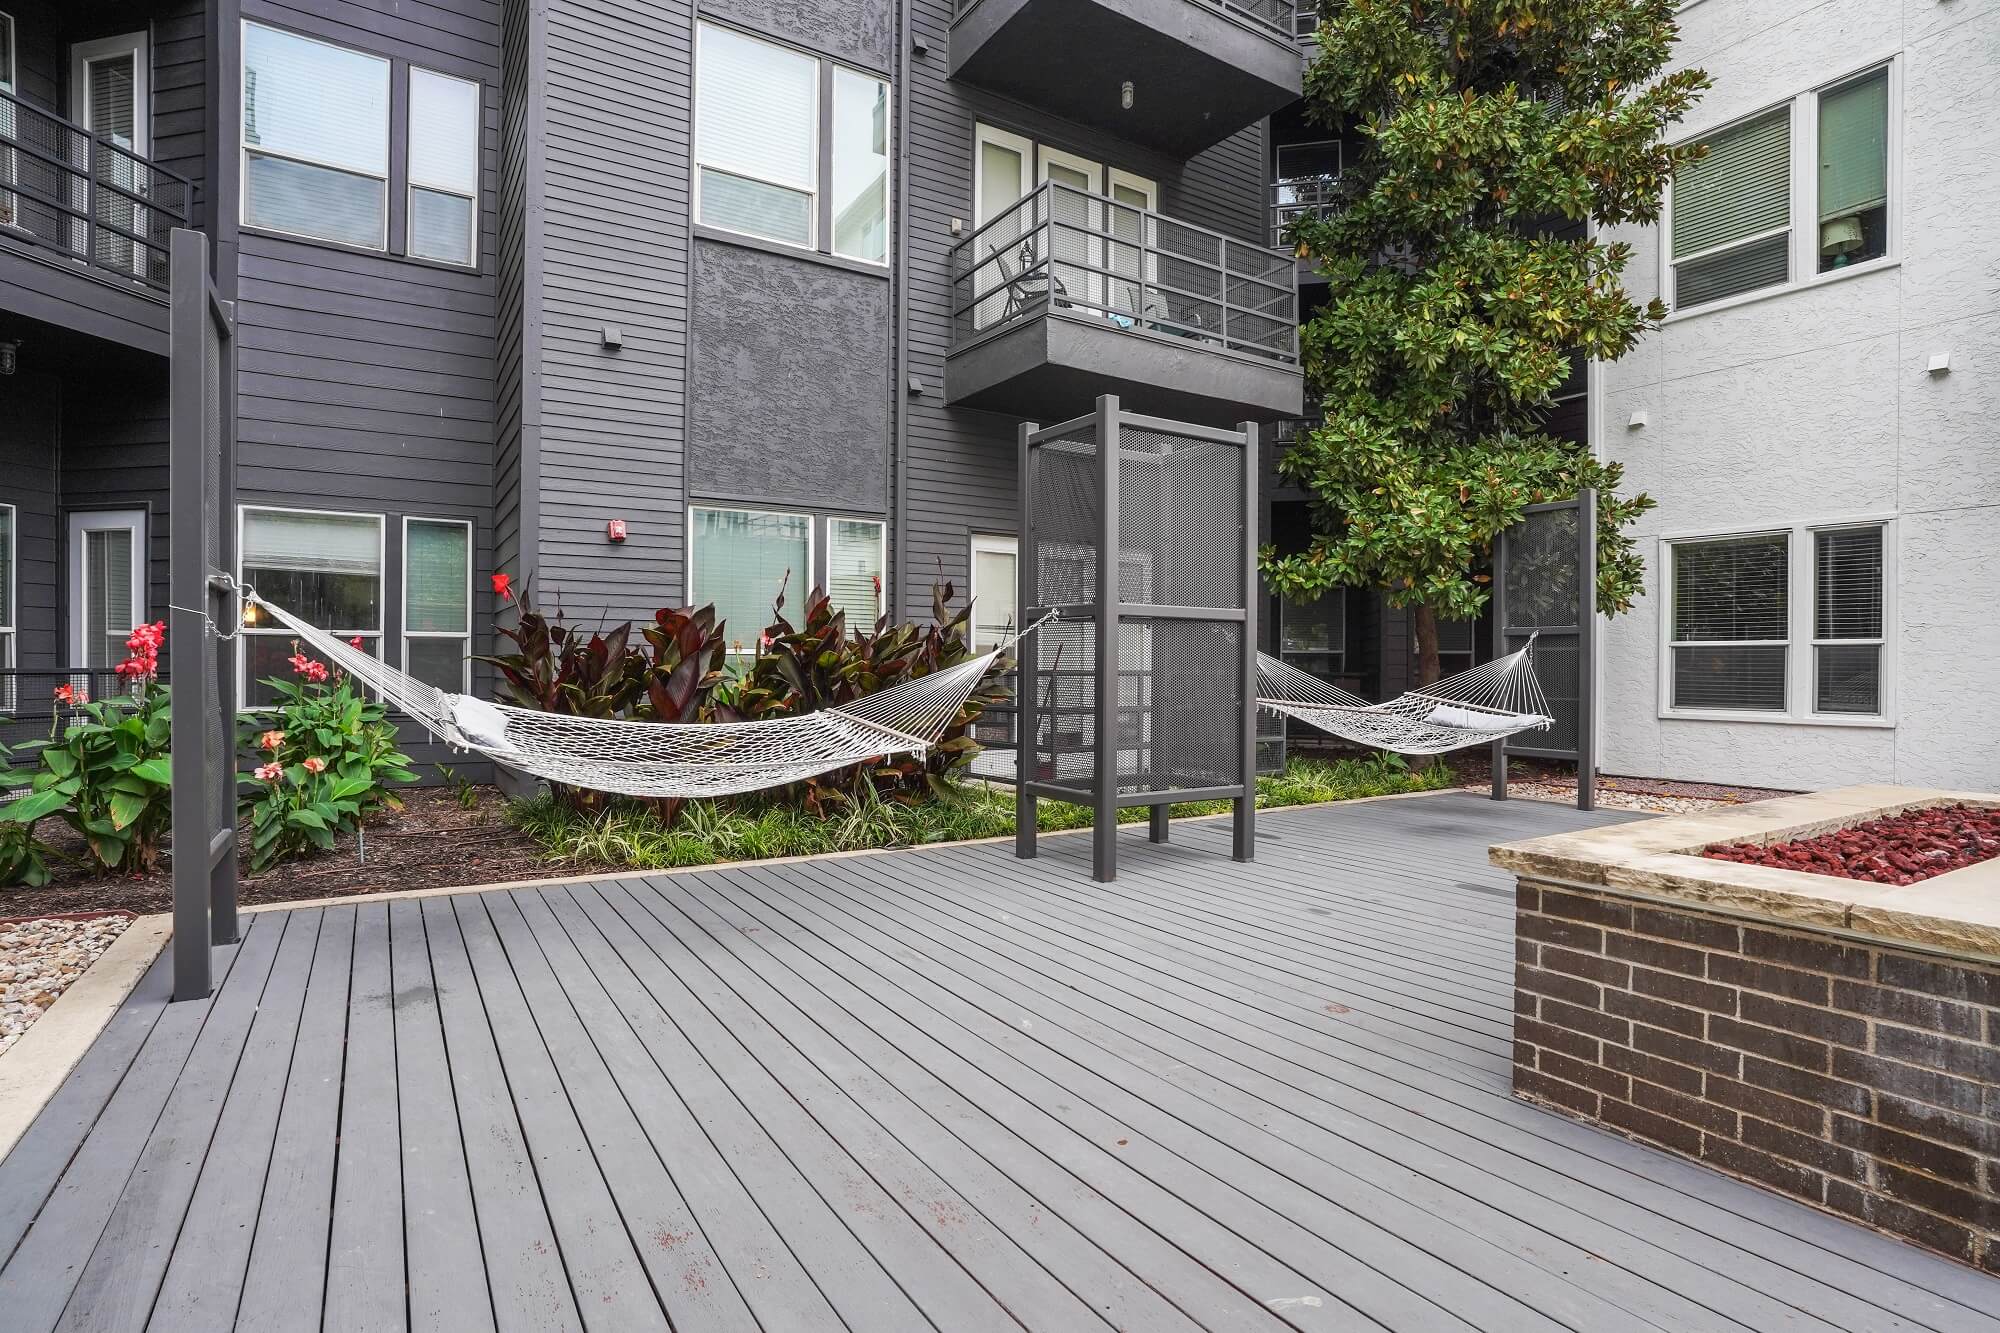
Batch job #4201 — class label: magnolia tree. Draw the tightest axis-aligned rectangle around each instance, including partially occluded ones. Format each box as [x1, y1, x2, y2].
[1265, 0, 1709, 684]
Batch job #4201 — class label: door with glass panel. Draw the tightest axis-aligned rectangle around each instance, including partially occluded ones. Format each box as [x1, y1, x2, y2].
[969, 535, 1018, 777]
[1106, 169, 1156, 327]
[69, 510, 145, 671]
[70, 34, 149, 276]
[1038, 147, 1102, 315]
[972, 124, 1033, 331]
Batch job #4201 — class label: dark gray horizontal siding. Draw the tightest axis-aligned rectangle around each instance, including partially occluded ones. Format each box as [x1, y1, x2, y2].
[150, 3, 208, 231]
[0, 375, 62, 674]
[529, 0, 693, 622]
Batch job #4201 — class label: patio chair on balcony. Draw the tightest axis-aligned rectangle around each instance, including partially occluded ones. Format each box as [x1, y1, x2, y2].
[992, 238, 1068, 321]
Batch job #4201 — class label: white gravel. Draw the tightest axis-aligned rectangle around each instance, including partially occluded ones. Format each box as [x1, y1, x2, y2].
[0, 915, 133, 1057]
[1463, 781, 1746, 815]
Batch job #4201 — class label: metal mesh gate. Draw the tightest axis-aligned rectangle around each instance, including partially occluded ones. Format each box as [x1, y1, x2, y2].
[1492, 492, 1597, 809]
[169, 227, 237, 1000]
[1015, 397, 1258, 881]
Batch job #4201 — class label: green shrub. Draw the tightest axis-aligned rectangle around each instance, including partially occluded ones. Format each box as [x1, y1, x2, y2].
[239, 647, 416, 873]
[0, 673, 175, 876]
[714, 580, 1001, 813]
[0, 741, 53, 887]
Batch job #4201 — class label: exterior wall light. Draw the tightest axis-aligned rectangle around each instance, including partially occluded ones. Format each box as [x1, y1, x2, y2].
[1121, 81, 1134, 111]
[0, 341, 15, 376]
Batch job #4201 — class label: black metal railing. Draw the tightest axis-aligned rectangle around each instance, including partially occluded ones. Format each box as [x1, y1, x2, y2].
[952, 0, 1298, 40]
[1271, 173, 1340, 246]
[951, 180, 1299, 366]
[1295, 3, 1321, 38]
[0, 88, 191, 293]
[0, 667, 165, 753]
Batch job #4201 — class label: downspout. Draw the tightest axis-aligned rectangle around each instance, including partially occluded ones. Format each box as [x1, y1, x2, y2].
[890, 0, 914, 620]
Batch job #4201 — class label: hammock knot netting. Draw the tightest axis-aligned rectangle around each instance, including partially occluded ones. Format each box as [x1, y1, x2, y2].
[241, 587, 1033, 800]
[1255, 636, 1554, 755]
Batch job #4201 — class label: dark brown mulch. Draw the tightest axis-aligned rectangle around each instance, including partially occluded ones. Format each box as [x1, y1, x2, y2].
[3, 787, 587, 917]
[1705, 803, 2000, 886]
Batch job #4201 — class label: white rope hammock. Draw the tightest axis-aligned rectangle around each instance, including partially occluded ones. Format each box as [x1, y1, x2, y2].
[1256, 636, 1554, 755]
[242, 589, 1030, 800]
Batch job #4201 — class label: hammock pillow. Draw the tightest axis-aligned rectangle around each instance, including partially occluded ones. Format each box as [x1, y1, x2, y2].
[1424, 703, 1543, 731]
[449, 694, 512, 750]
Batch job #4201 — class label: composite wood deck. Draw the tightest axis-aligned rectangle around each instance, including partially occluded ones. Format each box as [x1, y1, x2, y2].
[2, 792, 1997, 1332]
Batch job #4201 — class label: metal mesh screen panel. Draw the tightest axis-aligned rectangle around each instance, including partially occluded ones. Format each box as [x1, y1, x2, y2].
[201, 313, 230, 835]
[1115, 429, 1243, 610]
[1030, 431, 1099, 607]
[1509, 633, 1579, 753]
[1029, 619, 1098, 791]
[1504, 506, 1581, 629]
[1119, 620, 1243, 793]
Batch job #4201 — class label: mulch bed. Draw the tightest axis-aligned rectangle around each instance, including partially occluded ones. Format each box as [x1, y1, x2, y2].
[1704, 803, 2000, 886]
[0, 787, 590, 918]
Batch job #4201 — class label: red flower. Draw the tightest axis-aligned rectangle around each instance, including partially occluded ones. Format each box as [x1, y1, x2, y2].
[53, 682, 83, 706]
[253, 762, 282, 782]
[491, 571, 514, 603]
[349, 636, 365, 650]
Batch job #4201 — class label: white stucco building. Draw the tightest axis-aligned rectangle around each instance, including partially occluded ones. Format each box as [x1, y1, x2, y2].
[1593, 0, 2000, 791]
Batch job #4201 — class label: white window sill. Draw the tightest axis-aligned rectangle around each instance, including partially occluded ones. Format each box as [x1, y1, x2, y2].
[1658, 707, 1895, 730]
[1662, 256, 1900, 325]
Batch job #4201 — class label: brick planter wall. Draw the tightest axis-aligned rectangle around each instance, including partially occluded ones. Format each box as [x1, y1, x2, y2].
[1513, 879, 2000, 1270]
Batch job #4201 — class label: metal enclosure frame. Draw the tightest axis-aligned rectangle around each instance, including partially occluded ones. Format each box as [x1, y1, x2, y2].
[1491, 490, 1597, 811]
[1014, 394, 1258, 881]
[168, 227, 238, 1001]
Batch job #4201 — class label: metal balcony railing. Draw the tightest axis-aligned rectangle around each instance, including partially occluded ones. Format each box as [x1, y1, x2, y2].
[951, 180, 1299, 367]
[1271, 173, 1341, 246]
[952, 0, 1299, 40]
[1295, 3, 1321, 38]
[0, 666, 163, 752]
[0, 87, 192, 293]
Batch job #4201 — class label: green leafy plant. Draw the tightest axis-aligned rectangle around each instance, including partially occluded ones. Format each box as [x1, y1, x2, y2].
[481, 575, 728, 816]
[1266, 0, 1707, 683]
[0, 625, 175, 875]
[714, 579, 1002, 813]
[435, 763, 482, 809]
[239, 645, 416, 873]
[0, 741, 54, 887]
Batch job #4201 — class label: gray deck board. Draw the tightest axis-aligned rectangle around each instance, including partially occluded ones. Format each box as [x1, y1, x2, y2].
[0, 793, 1995, 1331]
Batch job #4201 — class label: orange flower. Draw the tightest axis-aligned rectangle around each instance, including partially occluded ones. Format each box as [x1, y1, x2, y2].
[258, 730, 286, 751]
[302, 756, 327, 774]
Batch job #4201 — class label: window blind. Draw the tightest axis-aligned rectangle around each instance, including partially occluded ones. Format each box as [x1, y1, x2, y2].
[972, 548, 1017, 651]
[1819, 68, 1888, 221]
[242, 23, 389, 248]
[409, 70, 479, 197]
[242, 509, 381, 575]
[85, 528, 133, 668]
[1814, 527, 1883, 714]
[1673, 108, 1791, 259]
[826, 518, 883, 627]
[86, 56, 136, 148]
[0, 508, 12, 628]
[691, 508, 808, 654]
[696, 25, 815, 192]
[405, 519, 469, 634]
[1671, 534, 1789, 711]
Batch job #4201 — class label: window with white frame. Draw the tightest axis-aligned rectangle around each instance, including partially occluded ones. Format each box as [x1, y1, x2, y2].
[689, 506, 812, 656]
[694, 22, 889, 264]
[407, 67, 480, 266]
[969, 534, 1017, 652]
[404, 517, 471, 692]
[0, 503, 14, 686]
[1666, 524, 1888, 720]
[1813, 527, 1884, 715]
[242, 22, 391, 250]
[239, 507, 382, 705]
[826, 517, 885, 628]
[1668, 62, 1893, 311]
[1669, 533, 1790, 711]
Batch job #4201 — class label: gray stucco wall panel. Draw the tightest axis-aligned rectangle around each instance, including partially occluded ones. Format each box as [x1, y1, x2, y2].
[689, 240, 890, 514]
[703, 0, 895, 69]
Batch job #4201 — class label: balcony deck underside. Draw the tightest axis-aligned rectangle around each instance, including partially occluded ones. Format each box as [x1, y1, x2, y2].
[946, 311, 1304, 425]
[949, 0, 1303, 157]
[0, 239, 170, 356]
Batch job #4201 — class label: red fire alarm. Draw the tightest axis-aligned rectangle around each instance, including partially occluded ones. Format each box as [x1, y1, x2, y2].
[606, 518, 627, 542]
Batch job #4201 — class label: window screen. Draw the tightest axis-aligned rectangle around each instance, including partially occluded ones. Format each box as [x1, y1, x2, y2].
[826, 518, 884, 628]
[695, 23, 816, 247]
[690, 507, 809, 655]
[1671, 534, 1788, 711]
[1814, 527, 1883, 715]
[405, 518, 471, 692]
[241, 508, 382, 705]
[242, 23, 390, 249]
[1672, 108, 1790, 308]
[409, 68, 481, 265]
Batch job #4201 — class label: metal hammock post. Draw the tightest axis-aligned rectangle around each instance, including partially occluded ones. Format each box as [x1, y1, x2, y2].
[168, 228, 239, 1001]
[1014, 394, 1258, 883]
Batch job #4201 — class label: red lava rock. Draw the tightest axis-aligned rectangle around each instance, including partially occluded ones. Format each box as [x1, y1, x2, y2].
[1701, 804, 2000, 886]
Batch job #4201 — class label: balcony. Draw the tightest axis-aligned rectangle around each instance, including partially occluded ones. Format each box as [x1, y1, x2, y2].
[0, 88, 191, 353]
[948, 0, 1304, 157]
[947, 181, 1302, 424]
